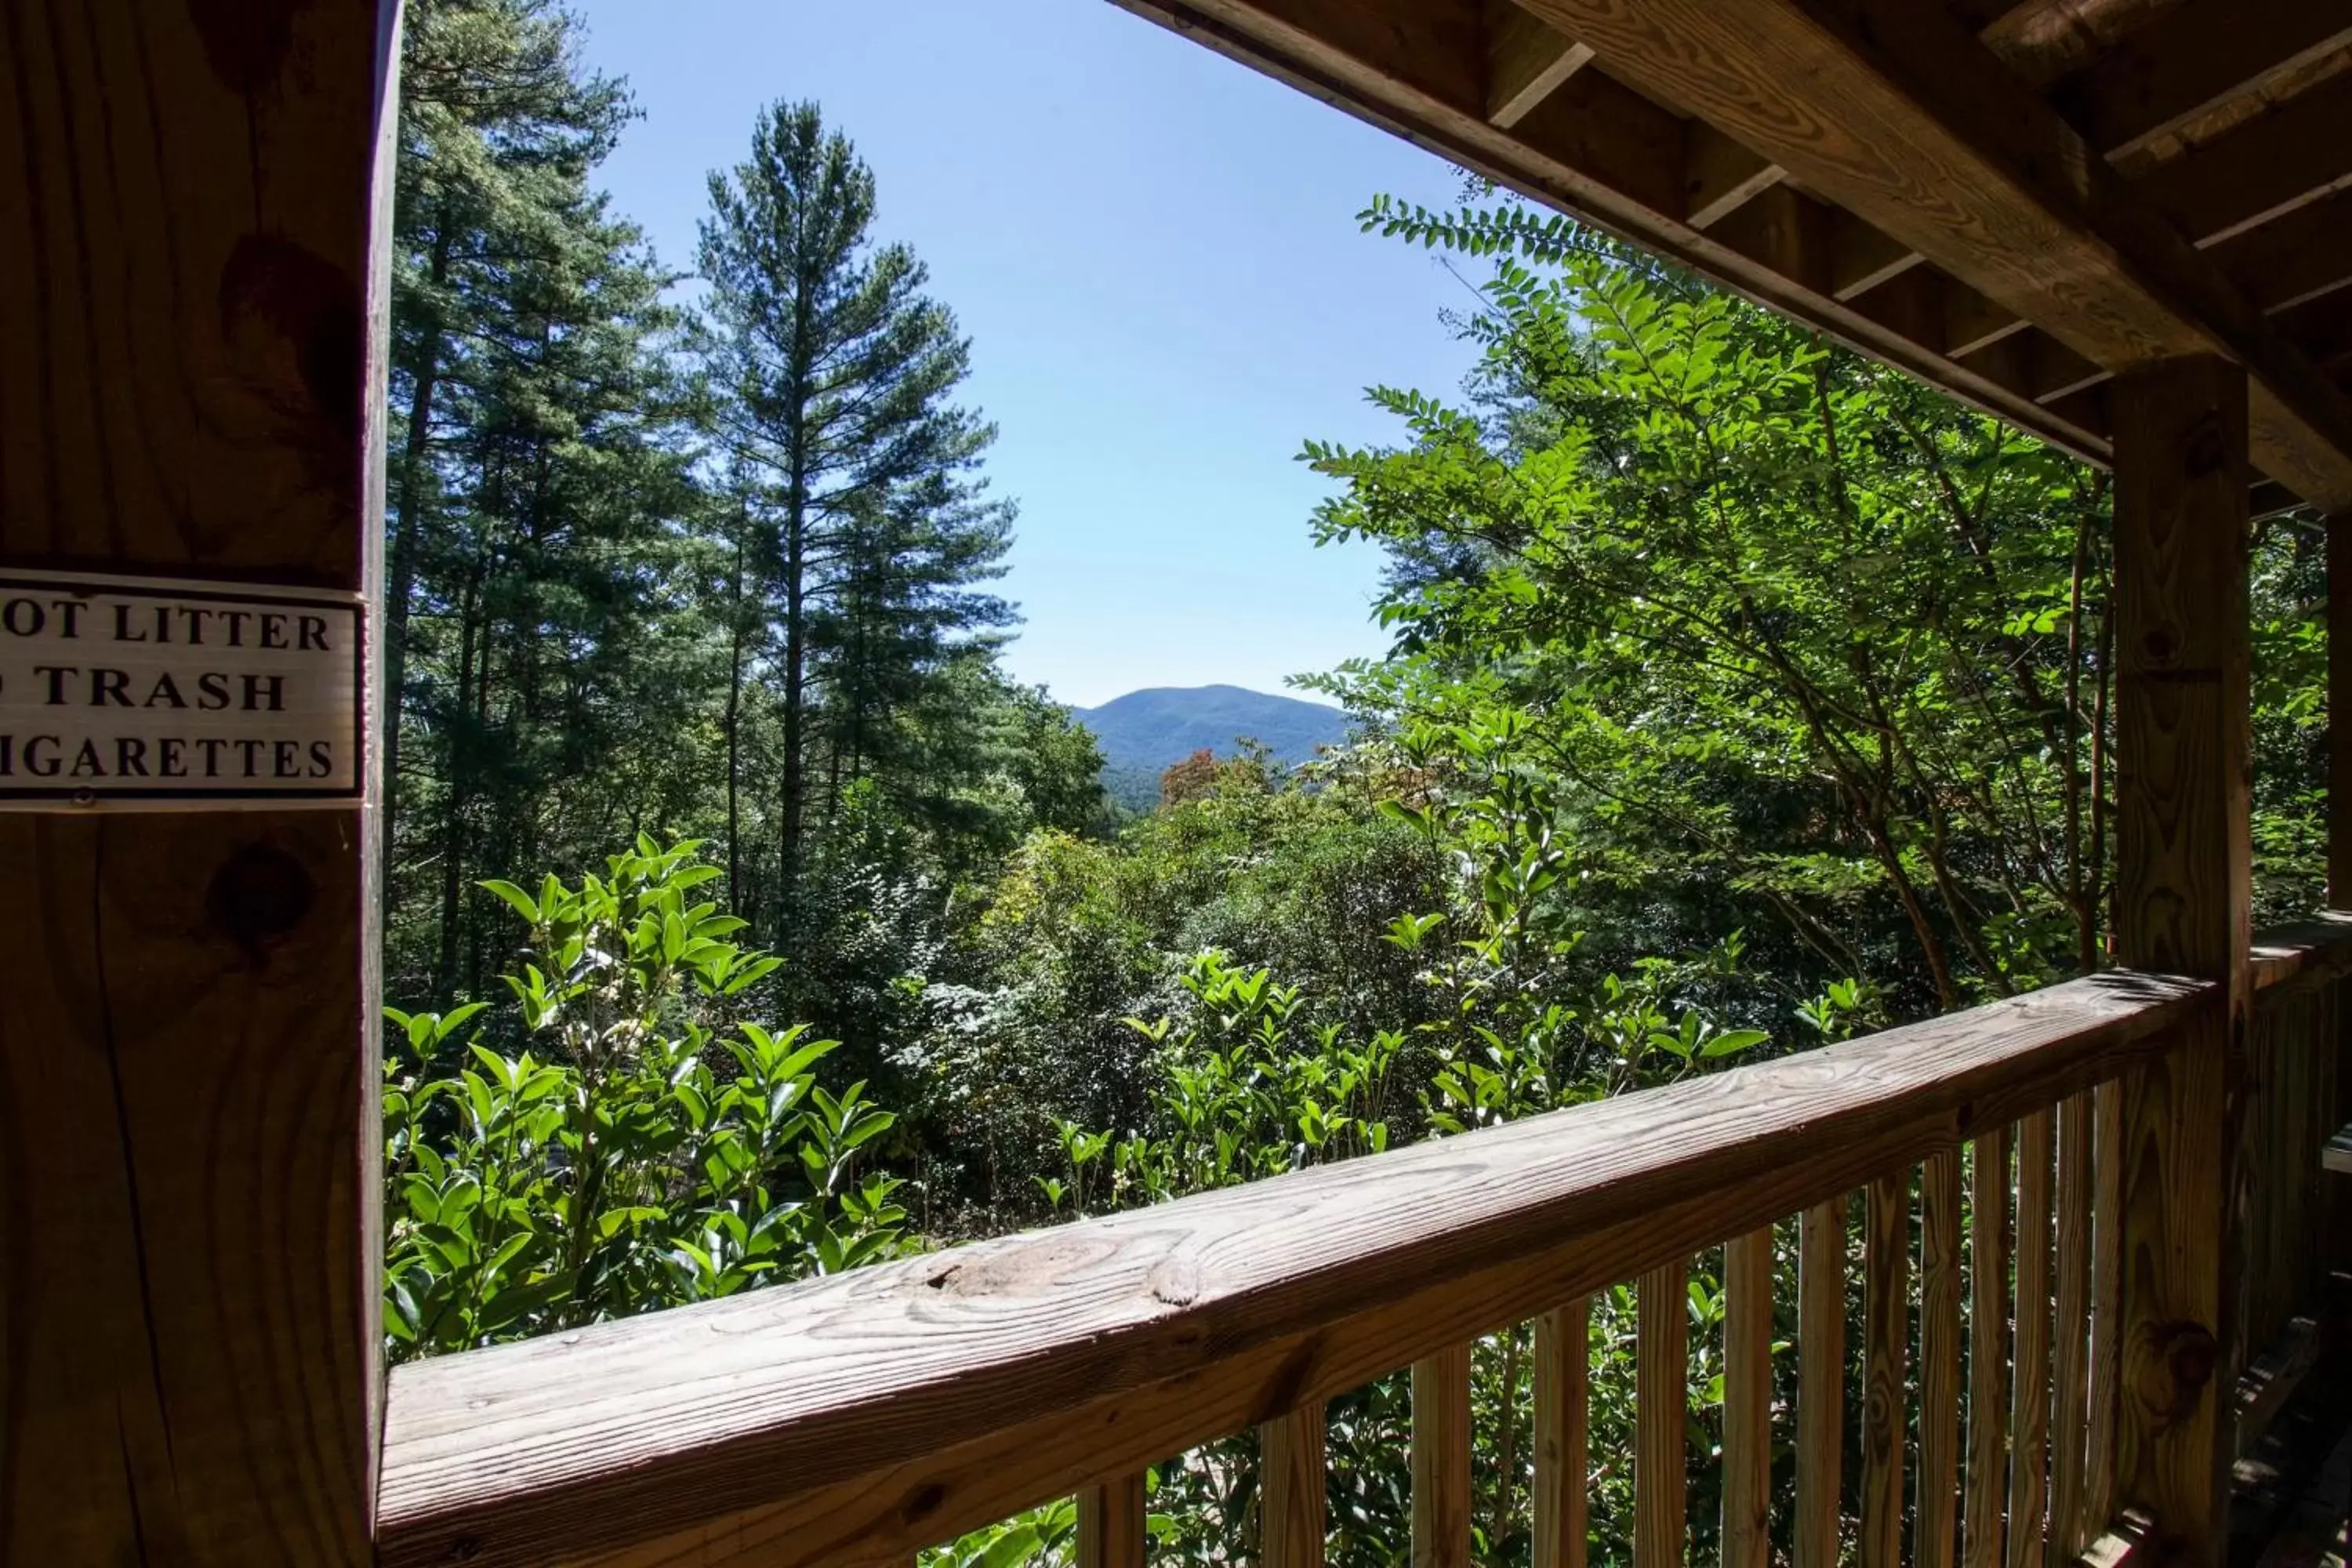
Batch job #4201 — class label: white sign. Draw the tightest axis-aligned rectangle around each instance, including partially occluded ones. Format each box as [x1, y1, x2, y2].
[0, 570, 365, 808]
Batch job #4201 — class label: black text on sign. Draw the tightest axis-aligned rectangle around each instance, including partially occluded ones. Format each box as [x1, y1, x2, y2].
[0, 572, 365, 807]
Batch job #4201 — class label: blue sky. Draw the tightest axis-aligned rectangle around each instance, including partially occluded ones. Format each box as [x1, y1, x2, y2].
[568, 0, 1484, 708]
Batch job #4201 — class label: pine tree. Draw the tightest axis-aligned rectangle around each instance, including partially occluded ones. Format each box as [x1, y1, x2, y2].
[384, 0, 716, 1000]
[696, 101, 1008, 926]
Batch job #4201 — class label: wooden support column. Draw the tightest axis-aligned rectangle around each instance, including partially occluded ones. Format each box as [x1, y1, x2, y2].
[0, 2, 398, 1563]
[2331, 512, 2352, 906]
[2111, 355, 2252, 1568]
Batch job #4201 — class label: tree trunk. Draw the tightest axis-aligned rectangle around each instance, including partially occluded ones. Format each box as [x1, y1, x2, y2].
[724, 506, 749, 926]
[384, 217, 454, 891]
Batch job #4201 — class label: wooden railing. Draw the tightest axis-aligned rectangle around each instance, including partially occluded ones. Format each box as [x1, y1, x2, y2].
[372, 929, 2352, 1568]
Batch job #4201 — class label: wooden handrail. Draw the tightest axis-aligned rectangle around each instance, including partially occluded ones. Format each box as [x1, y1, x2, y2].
[376, 968, 2212, 1568]
[2250, 910, 2352, 990]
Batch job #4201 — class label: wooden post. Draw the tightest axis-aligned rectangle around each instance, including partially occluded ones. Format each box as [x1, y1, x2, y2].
[0, 2, 397, 1563]
[2332, 512, 2352, 907]
[2111, 355, 2251, 1567]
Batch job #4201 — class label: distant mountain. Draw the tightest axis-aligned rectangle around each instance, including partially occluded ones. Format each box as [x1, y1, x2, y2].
[1076, 685, 1350, 808]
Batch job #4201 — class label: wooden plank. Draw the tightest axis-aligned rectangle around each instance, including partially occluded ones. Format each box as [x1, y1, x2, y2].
[0, 1, 395, 1563]
[2136, 74, 2352, 247]
[1967, 1129, 2015, 1568]
[1686, 124, 1786, 230]
[2112, 355, 2252, 1565]
[2234, 1312, 2335, 1461]
[2085, 1081, 2127, 1534]
[2208, 189, 2352, 317]
[1507, 0, 2352, 506]
[1863, 1175, 1911, 1568]
[1079, 1472, 1148, 1568]
[1534, 1299, 1592, 1568]
[1636, 1260, 1690, 1568]
[2249, 916, 2352, 992]
[376, 971, 2215, 1568]
[1105, 0, 2115, 470]
[1795, 1196, 1847, 1568]
[2049, 0, 2352, 158]
[1414, 1345, 1474, 1568]
[2336, 514, 2352, 905]
[1722, 1231, 1775, 1568]
[2009, 1108, 2056, 1568]
[2053, 1094, 2094, 1557]
[1484, 0, 1594, 127]
[1920, 1149, 1965, 1568]
[1261, 1403, 1326, 1568]
[2325, 1125, 2352, 1175]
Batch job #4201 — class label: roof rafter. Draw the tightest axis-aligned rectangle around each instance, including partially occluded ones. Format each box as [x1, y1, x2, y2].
[1511, 0, 2352, 506]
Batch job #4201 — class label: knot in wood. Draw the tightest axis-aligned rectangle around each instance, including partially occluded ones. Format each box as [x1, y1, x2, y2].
[2130, 1319, 2216, 1423]
[2140, 623, 2181, 666]
[206, 841, 314, 959]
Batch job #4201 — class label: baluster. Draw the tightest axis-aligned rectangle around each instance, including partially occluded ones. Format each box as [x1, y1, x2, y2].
[2008, 1109, 2054, 1568]
[1413, 1344, 1472, 1568]
[2083, 1081, 2124, 1534]
[1261, 1401, 1326, 1568]
[1964, 1127, 2012, 1568]
[1722, 1231, 1773, 1568]
[1534, 1298, 1592, 1568]
[1637, 1259, 1689, 1568]
[1078, 1471, 1147, 1568]
[1862, 1174, 1910, 1568]
[1919, 1149, 1963, 1568]
[1796, 1196, 1847, 1568]
[2053, 1093, 2092, 1556]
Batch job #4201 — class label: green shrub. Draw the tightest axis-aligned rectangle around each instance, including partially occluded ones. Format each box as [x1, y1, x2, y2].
[382, 837, 909, 1358]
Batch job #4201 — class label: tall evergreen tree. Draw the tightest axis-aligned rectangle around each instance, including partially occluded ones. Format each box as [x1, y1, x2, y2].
[695, 100, 1009, 924]
[384, 0, 717, 1000]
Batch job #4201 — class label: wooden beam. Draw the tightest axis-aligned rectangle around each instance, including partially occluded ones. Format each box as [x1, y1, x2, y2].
[2208, 190, 2352, 318]
[2334, 514, 2352, 904]
[2135, 73, 2352, 245]
[376, 971, 2213, 1568]
[2111, 355, 2252, 1566]
[1511, 0, 2352, 506]
[1484, 0, 1594, 127]
[2049, 0, 2352, 158]
[1109, 0, 2118, 467]
[1686, 124, 1786, 230]
[0, 2, 395, 1563]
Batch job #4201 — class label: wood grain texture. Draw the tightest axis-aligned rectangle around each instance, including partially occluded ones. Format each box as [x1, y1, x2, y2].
[1078, 1472, 1147, 1568]
[1722, 1230, 1774, 1568]
[1483, 0, 1592, 126]
[2085, 1082, 2127, 1534]
[1105, 0, 2116, 470]
[1504, 0, 2352, 505]
[2053, 1094, 2094, 1557]
[376, 972, 2212, 1568]
[2049, 0, 2352, 158]
[1414, 1345, 1474, 1568]
[1635, 1260, 1689, 1568]
[0, 0, 394, 1562]
[1260, 1402, 1326, 1568]
[2249, 915, 2352, 992]
[1919, 1150, 1964, 1568]
[2335, 515, 2352, 905]
[1795, 1196, 1846, 1568]
[1533, 1298, 1592, 1568]
[1965, 1129, 2014, 1568]
[2112, 357, 2250, 1564]
[1862, 1175, 1911, 1568]
[2009, 1109, 2056, 1568]
[2135, 73, 2352, 246]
